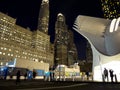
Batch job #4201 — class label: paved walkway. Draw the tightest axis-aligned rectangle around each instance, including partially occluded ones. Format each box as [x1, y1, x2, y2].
[0, 79, 120, 90]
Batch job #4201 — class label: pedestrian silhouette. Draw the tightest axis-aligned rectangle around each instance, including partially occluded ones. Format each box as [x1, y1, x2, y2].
[103, 68, 108, 82]
[24, 72, 27, 80]
[33, 70, 37, 79]
[16, 70, 21, 85]
[86, 72, 89, 80]
[4, 68, 8, 80]
[109, 69, 114, 82]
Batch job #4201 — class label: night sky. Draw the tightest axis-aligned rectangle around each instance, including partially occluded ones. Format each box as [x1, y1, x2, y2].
[0, 0, 104, 60]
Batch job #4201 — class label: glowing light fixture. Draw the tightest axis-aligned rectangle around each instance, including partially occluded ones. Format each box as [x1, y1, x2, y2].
[115, 17, 120, 31]
[43, 0, 48, 2]
[109, 18, 117, 33]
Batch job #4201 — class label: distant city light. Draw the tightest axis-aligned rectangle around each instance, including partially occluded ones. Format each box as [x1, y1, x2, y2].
[43, 0, 48, 2]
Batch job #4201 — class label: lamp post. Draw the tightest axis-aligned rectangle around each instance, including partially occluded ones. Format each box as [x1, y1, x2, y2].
[58, 64, 61, 81]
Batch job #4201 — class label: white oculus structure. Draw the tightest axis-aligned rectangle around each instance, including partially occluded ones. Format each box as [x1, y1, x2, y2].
[73, 15, 120, 82]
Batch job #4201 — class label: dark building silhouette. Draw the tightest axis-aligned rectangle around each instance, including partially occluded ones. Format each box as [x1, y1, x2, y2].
[67, 30, 78, 65]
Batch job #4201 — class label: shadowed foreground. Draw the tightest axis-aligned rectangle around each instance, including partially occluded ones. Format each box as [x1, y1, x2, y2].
[0, 79, 120, 90]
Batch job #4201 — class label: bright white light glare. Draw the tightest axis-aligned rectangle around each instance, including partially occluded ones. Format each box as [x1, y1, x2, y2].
[1, 62, 3, 65]
[94, 61, 120, 82]
[109, 19, 117, 33]
[58, 13, 63, 16]
[43, 0, 48, 2]
[115, 17, 120, 31]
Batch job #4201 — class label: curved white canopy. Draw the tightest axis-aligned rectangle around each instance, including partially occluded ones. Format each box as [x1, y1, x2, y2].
[74, 15, 120, 56]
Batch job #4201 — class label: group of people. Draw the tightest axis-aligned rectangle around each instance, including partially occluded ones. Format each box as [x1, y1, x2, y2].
[16, 69, 37, 85]
[103, 68, 117, 82]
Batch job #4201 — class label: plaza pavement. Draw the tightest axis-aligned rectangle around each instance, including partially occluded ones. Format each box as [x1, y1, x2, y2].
[0, 79, 120, 90]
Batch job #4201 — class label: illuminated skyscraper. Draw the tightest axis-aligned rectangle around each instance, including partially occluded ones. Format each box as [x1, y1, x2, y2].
[54, 13, 68, 65]
[37, 0, 49, 34]
[54, 13, 77, 66]
[101, 0, 120, 19]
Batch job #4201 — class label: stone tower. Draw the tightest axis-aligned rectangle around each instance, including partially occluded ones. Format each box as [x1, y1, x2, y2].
[54, 13, 69, 65]
[54, 13, 78, 66]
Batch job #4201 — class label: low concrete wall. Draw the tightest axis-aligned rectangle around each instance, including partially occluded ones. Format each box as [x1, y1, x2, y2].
[15, 59, 49, 71]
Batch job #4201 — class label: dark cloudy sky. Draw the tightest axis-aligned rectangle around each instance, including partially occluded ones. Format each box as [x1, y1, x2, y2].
[0, 0, 104, 59]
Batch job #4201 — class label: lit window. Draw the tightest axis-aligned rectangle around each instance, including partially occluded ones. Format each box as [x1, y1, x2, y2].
[0, 52, 2, 54]
[4, 48, 7, 50]
[25, 52, 27, 55]
[8, 53, 10, 56]
[11, 54, 13, 56]
[1, 62, 3, 65]
[9, 49, 11, 51]
[3, 53, 5, 55]
[1, 47, 3, 49]
[16, 50, 18, 53]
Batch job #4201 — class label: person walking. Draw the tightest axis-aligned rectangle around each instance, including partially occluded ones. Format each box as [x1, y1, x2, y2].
[33, 70, 37, 79]
[103, 68, 108, 82]
[16, 70, 21, 85]
[109, 69, 114, 82]
[24, 72, 27, 80]
[4, 68, 8, 80]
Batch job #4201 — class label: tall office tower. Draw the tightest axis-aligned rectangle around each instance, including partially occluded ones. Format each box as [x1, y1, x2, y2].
[54, 13, 69, 65]
[101, 0, 120, 19]
[54, 13, 78, 66]
[67, 30, 78, 65]
[37, 0, 49, 34]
